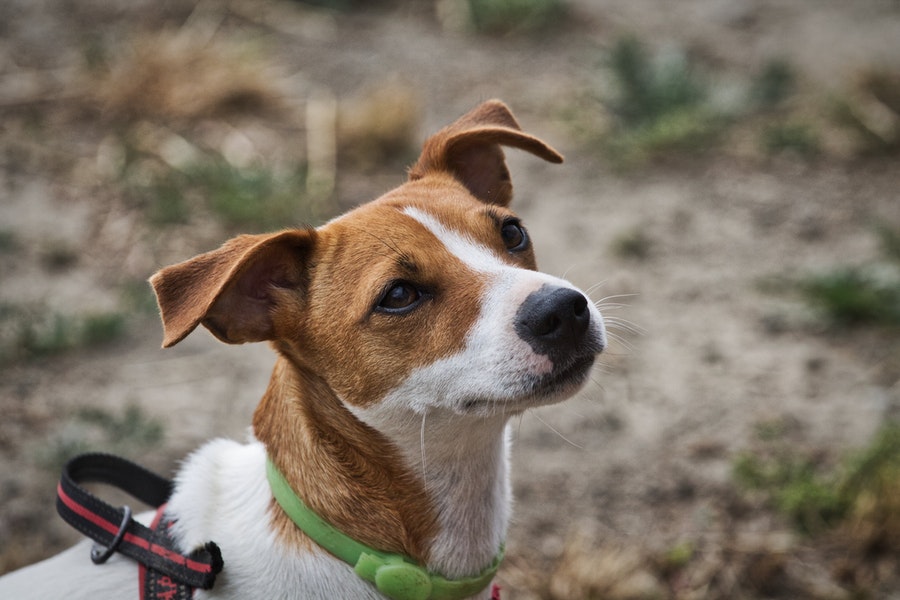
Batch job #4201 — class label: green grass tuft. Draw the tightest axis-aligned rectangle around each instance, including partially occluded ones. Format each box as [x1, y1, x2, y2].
[186, 160, 308, 231]
[77, 404, 164, 447]
[0, 230, 18, 253]
[598, 37, 727, 166]
[611, 226, 654, 260]
[466, 0, 567, 34]
[80, 313, 126, 347]
[36, 404, 165, 474]
[750, 59, 796, 109]
[606, 37, 707, 127]
[734, 423, 900, 537]
[800, 265, 900, 328]
[762, 121, 821, 158]
[135, 155, 318, 232]
[877, 224, 900, 262]
[15, 310, 128, 360]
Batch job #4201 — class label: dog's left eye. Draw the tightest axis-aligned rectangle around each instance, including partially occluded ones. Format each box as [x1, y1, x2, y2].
[376, 282, 426, 314]
[501, 220, 529, 252]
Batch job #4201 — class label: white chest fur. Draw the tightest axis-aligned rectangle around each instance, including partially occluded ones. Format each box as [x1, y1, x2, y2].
[167, 438, 383, 599]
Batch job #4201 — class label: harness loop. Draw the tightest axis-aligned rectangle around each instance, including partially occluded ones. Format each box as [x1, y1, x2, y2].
[90, 504, 132, 564]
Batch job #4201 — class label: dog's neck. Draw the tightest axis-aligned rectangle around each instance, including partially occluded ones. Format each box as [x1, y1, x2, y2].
[253, 356, 510, 580]
[353, 398, 511, 580]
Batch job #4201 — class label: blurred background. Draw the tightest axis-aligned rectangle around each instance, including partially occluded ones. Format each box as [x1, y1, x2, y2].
[1, 1, 899, 598]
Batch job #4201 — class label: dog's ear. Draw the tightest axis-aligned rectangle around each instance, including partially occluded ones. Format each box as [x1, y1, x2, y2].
[149, 229, 315, 348]
[408, 99, 563, 206]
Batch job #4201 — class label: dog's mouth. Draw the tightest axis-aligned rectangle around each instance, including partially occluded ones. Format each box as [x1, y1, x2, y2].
[460, 353, 596, 415]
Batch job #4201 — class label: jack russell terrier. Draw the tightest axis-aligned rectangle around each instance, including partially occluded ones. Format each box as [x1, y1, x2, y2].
[0, 100, 606, 599]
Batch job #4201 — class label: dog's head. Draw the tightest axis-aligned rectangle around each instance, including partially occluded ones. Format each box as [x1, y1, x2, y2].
[150, 100, 606, 420]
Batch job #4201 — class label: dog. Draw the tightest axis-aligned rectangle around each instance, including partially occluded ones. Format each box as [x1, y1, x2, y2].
[0, 100, 606, 599]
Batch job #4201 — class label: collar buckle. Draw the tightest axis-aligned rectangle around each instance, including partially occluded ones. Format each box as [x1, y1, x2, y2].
[356, 553, 433, 600]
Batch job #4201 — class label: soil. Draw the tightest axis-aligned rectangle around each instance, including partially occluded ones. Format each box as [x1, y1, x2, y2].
[1, 1, 899, 598]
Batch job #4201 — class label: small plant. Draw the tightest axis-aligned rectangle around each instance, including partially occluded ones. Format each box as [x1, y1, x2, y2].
[146, 174, 191, 225]
[606, 37, 707, 127]
[134, 155, 322, 232]
[658, 541, 694, 573]
[465, 0, 567, 34]
[0, 230, 18, 253]
[18, 313, 80, 357]
[611, 226, 653, 260]
[39, 241, 79, 272]
[750, 59, 796, 109]
[36, 404, 165, 474]
[598, 36, 726, 166]
[762, 121, 821, 158]
[734, 422, 900, 537]
[800, 265, 900, 328]
[120, 279, 160, 315]
[80, 313, 126, 347]
[16, 310, 128, 360]
[187, 160, 310, 231]
[877, 224, 900, 262]
[792, 224, 900, 329]
[733, 452, 845, 534]
[77, 404, 164, 448]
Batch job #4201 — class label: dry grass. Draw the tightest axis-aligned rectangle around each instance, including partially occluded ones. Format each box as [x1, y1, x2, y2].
[833, 69, 900, 155]
[548, 534, 665, 600]
[91, 27, 285, 123]
[337, 81, 422, 171]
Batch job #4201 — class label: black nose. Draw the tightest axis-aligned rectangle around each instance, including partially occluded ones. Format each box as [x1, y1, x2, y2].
[515, 285, 591, 359]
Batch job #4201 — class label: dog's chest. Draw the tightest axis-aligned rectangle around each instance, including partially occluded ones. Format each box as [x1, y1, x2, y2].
[167, 439, 382, 599]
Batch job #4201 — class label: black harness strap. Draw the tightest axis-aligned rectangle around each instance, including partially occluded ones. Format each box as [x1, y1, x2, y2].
[141, 507, 197, 600]
[56, 453, 223, 591]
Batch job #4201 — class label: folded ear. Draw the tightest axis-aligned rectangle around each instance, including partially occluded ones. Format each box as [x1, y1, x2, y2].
[408, 99, 563, 206]
[149, 229, 315, 348]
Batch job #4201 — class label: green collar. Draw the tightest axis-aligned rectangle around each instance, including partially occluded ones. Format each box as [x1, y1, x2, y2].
[265, 457, 503, 600]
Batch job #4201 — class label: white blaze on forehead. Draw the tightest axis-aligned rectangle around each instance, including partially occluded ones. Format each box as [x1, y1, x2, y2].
[402, 206, 507, 274]
[401, 204, 592, 306]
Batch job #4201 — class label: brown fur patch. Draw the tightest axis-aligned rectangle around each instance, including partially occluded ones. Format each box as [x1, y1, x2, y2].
[254, 359, 438, 562]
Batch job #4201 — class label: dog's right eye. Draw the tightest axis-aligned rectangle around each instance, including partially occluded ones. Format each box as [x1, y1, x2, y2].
[376, 282, 427, 314]
[501, 219, 529, 252]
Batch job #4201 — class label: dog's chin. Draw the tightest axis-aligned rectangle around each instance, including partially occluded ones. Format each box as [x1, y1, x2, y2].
[458, 354, 596, 417]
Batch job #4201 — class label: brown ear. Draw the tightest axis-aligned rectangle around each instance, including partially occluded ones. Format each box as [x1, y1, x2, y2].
[408, 99, 563, 206]
[149, 229, 315, 348]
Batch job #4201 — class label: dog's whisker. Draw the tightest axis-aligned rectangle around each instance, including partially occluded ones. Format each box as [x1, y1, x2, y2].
[604, 316, 645, 336]
[560, 264, 575, 279]
[584, 280, 609, 296]
[533, 413, 584, 450]
[592, 359, 617, 373]
[595, 292, 639, 304]
[605, 331, 636, 353]
[606, 328, 640, 346]
[594, 302, 630, 310]
[419, 409, 429, 487]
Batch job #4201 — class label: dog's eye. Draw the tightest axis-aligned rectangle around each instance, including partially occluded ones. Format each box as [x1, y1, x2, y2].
[376, 282, 425, 314]
[501, 220, 529, 252]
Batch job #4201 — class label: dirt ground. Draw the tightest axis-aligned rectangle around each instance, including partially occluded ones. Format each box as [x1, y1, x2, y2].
[1, 1, 899, 598]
